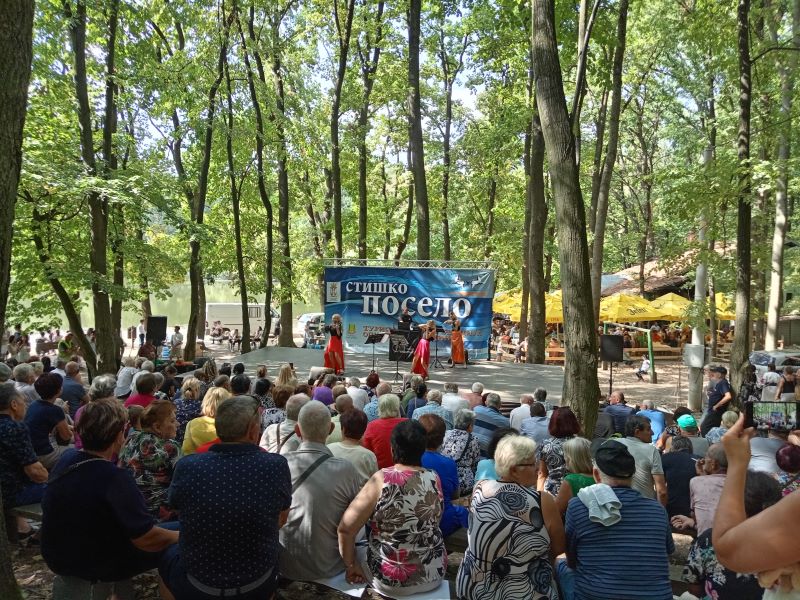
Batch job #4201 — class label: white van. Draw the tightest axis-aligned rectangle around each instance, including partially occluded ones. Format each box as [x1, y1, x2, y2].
[206, 303, 280, 337]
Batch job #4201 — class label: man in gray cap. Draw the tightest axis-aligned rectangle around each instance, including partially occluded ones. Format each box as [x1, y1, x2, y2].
[559, 440, 674, 600]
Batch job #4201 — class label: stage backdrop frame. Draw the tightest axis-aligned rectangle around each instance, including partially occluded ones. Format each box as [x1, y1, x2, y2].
[323, 262, 496, 356]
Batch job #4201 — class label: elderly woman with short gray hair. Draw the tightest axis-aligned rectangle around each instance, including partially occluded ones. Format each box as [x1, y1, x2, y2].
[441, 408, 481, 496]
[456, 435, 564, 599]
[73, 374, 118, 450]
[362, 394, 408, 469]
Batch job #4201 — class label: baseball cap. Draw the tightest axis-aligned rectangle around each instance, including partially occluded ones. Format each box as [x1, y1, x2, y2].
[593, 439, 636, 479]
[710, 366, 727, 375]
[677, 414, 698, 430]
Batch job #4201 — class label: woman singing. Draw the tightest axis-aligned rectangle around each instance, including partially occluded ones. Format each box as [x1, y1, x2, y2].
[324, 314, 345, 375]
[411, 320, 435, 379]
[444, 311, 464, 368]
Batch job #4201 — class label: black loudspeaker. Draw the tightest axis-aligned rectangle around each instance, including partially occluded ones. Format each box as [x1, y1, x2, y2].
[147, 316, 168, 346]
[600, 334, 624, 363]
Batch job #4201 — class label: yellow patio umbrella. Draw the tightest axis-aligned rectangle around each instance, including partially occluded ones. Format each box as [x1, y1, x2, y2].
[493, 289, 522, 320]
[650, 292, 691, 321]
[599, 293, 662, 323]
[544, 292, 563, 323]
[713, 294, 736, 320]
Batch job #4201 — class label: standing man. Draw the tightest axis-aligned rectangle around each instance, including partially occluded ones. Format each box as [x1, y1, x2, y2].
[700, 366, 732, 437]
[160, 396, 291, 599]
[616, 415, 667, 506]
[137, 319, 147, 347]
[170, 326, 184, 361]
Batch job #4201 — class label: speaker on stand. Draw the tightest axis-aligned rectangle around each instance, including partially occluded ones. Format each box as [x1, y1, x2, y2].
[599, 335, 624, 398]
[147, 316, 168, 347]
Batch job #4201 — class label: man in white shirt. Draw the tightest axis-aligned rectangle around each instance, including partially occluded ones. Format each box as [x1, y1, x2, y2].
[260, 393, 310, 454]
[441, 382, 468, 415]
[137, 319, 147, 347]
[635, 356, 651, 381]
[509, 394, 534, 430]
[169, 326, 184, 360]
[345, 376, 369, 411]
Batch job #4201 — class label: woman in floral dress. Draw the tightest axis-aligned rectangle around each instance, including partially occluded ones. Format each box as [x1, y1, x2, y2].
[339, 420, 446, 596]
[536, 407, 580, 496]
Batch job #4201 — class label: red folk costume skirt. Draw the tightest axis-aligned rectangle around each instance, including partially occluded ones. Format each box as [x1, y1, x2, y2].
[324, 335, 345, 371]
[451, 330, 465, 365]
[411, 338, 430, 378]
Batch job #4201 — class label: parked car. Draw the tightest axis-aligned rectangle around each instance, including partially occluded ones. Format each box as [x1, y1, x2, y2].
[749, 350, 800, 378]
[297, 312, 325, 328]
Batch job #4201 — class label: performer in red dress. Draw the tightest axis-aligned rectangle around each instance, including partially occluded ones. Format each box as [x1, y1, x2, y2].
[445, 311, 465, 367]
[324, 314, 345, 375]
[411, 320, 435, 379]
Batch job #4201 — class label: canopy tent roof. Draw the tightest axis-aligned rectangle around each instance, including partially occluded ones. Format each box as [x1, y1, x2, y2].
[649, 292, 692, 321]
[598, 293, 663, 323]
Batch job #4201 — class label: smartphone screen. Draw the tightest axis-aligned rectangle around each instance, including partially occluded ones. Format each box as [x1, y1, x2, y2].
[747, 400, 797, 431]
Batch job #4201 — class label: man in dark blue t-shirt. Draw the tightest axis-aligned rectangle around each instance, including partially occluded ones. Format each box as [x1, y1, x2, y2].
[60, 362, 89, 418]
[25, 372, 72, 469]
[160, 395, 291, 600]
[700, 366, 732, 437]
[603, 390, 636, 434]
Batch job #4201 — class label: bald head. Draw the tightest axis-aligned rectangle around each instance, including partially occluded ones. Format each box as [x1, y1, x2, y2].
[375, 382, 392, 397]
[297, 400, 333, 443]
[285, 393, 311, 421]
[65, 361, 81, 378]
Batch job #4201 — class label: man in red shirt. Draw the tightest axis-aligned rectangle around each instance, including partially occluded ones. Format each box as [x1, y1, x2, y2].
[362, 394, 407, 468]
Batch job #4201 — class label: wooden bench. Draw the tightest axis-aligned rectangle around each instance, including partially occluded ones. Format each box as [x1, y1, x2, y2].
[35, 341, 58, 355]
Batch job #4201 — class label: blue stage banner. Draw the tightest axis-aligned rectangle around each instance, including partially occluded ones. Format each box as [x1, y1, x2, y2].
[323, 266, 496, 355]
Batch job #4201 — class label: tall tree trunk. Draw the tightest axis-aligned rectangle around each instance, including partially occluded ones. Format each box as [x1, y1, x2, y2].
[0, 0, 34, 342]
[395, 147, 414, 264]
[224, 55, 250, 354]
[408, 0, 430, 260]
[531, 0, 600, 432]
[520, 123, 533, 340]
[588, 86, 609, 232]
[730, 0, 752, 393]
[483, 175, 497, 259]
[64, 0, 116, 373]
[590, 0, 629, 319]
[331, 0, 356, 259]
[527, 115, 547, 364]
[237, 4, 273, 348]
[765, 0, 798, 350]
[185, 11, 231, 361]
[0, 487, 22, 599]
[356, 0, 385, 261]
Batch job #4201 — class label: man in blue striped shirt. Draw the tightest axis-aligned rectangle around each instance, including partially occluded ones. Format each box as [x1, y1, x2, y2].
[560, 440, 674, 600]
[472, 393, 510, 456]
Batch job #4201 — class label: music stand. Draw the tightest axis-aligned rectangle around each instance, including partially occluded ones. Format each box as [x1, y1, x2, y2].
[365, 333, 387, 373]
[432, 326, 446, 370]
[390, 333, 409, 383]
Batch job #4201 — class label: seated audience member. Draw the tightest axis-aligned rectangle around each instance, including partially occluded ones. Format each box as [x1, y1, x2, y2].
[637, 399, 666, 442]
[218, 362, 233, 377]
[328, 409, 379, 484]
[25, 372, 72, 469]
[326, 393, 353, 444]
[212, 374, 231, 392]
[160, 365, 178, 399]
[400, 374, 422, 412]
[559, 440, 674, 600]
[441, 408, 481, 496]
[457, 435, 564, 599]
[0, 383, 48, 539]
[705, 409, 738, 445]
[441, 382, 468, 415]
[593, 409, 615, 439]
[138, 340, 157, 361]
[13, 363, 39, 405]
[617, 414, 667, 505]
[182, 387, 231, 455]
[520, 401, 551, 446]
[262, 384, 292, 428]
[345, 377, 369, 411]
[509, 393, 534, 431]
[362, 394, 408, 469]
[412, 389, 453, 429]
[555, 437, 595, 514]
[118, 400, 181, 521]
[672, 443, 727, 535]
[275, 363, 298, 389]
[419, 414, 469, 537]
[362, 371, 380, 399]
[362, 377, 384, 422]
[129, 361, 155, 400]
[713, 413, 800, 585]
[675, 414, 710, 456]
[749, 427, 788, 475]
[776, 443, 800, 496]
[124, 373, 159, 409]
[603, 390, 635, 435]
[252, 377, 273, 410]
[127, 405, 144, 437]
[73, 375, 116, 450]
[475, 427, 518, 482]
[230, 373, 251, 398]
[260, 393, 309, 454]
[537, 407, 581, 496]
[115, 357, 139, 399]
[312, 373, 336, 406]
[406, 383, 428, 419]
[41, 399, 178, 585]
[462, 381, 485, 409]
[338, 420, 446, 596]
[684, 470, 781, 599]
[656, 406, 694, 451]
[280, 401, 362, 581]
[660, 435, 700, 519]
[473, 393, 511, 455]
[160, 396, 291, 600]
[174, 377, 202, 444]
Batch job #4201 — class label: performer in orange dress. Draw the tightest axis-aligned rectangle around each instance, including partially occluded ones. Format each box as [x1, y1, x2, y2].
[445, 311, 465, 367]
[323, 314, 345, 375]
[411, 320, 435, 379]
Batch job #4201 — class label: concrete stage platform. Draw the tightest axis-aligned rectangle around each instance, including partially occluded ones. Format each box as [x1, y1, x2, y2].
[230, 346, 565, 405]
